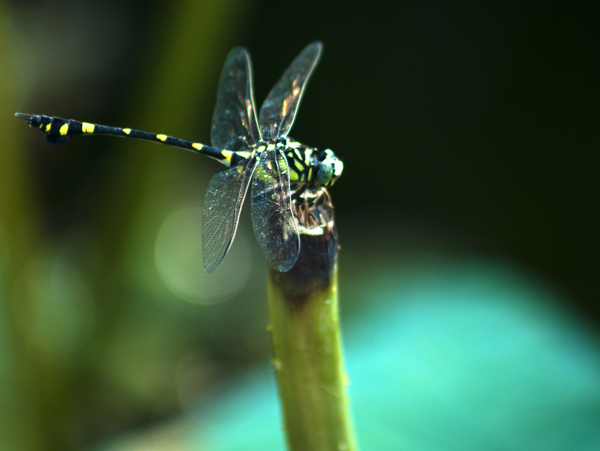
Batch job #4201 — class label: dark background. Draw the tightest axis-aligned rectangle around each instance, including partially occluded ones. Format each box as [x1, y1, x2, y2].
[1, 0, 599, 450]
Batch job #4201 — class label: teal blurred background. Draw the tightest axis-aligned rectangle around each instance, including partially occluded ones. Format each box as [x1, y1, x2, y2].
[1, 1, 599, 450]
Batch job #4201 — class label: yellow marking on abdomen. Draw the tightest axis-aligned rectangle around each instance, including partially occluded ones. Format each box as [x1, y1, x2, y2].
[82, 123, 95, 134]
[59, 123, 69, 135]
[156, 134, 167, 142]
[192, 143, 204, 151]
[45, 123, 51, 132]
[123, 128, 131, 135]
[221, 150, 234, 163]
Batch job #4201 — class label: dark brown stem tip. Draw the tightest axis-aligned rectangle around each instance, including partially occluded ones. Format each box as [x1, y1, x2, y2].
[269, 229, 338, 309]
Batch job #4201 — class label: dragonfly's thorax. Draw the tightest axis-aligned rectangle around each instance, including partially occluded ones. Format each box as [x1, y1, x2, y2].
[261, 139, 343, 190]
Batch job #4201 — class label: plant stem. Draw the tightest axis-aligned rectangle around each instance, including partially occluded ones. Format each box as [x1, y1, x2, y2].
[267, 222, 357, 451]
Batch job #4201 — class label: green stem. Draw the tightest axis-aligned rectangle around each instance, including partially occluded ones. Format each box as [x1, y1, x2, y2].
[268, 230, 357, 451]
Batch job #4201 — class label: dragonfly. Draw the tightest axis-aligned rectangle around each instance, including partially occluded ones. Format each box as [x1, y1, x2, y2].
[16, 41, 343, 273]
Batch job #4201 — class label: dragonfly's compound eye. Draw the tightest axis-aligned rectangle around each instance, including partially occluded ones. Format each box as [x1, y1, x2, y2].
[317, 149, 343, 186]
[317, 161, 333, 185]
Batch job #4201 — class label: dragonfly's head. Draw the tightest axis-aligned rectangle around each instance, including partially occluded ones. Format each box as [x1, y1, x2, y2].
[315, 148, 343, 187]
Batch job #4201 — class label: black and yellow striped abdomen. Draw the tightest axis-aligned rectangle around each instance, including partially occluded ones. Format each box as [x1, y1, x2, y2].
[15, 113, 241, 166]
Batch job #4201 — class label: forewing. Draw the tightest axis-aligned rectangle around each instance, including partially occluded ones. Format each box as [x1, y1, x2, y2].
[259, 42, 323, 141]
[211, 48, 261, 150]
[251, 151, 300, 272]
[202, 159, 256, 273]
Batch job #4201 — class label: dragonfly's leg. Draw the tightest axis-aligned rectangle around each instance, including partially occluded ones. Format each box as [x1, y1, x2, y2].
[291, 185, 307, 200]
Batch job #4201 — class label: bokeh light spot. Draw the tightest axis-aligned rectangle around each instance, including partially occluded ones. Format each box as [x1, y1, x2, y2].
[155, 206, 252, 304]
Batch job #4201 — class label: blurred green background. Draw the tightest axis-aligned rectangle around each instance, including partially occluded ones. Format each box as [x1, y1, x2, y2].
[1, 0, 599, 450]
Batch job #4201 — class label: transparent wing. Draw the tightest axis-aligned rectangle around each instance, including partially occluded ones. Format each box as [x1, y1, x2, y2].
[211, 47, 261, 150]
[251, 151, 300, 272]
[259, 41, 323, 141]
[202, 159, 256, 273]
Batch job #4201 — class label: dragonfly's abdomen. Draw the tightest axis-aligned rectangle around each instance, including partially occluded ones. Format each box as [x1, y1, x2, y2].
[17, 113, 234, 165]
